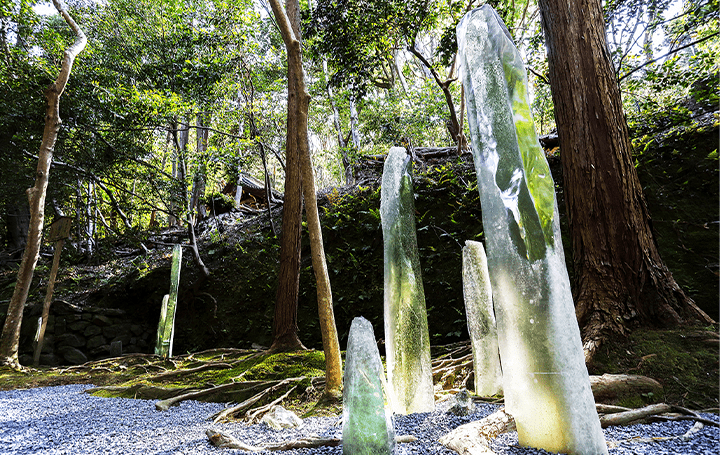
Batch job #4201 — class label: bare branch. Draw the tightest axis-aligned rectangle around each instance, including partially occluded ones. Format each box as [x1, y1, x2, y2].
[619, 32, 719, 82]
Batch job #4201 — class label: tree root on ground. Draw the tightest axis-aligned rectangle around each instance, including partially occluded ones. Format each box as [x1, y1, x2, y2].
[177, 348, 260, 362]
[432, 342, 473, 390]
[148, 361, 234, 382]
[154, 377, 303, 412]
[211, 377, 314, 423]
[206, 428, 417, 451]
[56, 353, 169, 375]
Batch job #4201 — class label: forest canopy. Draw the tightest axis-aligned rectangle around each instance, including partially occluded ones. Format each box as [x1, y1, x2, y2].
[0, 0, 716, 254]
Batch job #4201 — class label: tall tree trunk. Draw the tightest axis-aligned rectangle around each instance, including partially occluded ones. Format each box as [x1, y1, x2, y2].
[270, 0, 343, 399]
[270, 0, 305, 353]
[536, 0, 714, 361]
[0, 0, 86, 368]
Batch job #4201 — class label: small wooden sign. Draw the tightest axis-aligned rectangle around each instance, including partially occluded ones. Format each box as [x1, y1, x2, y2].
[48, 216, 72, 243]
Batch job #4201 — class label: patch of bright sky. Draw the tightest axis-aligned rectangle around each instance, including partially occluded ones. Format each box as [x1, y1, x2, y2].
[32, 1, 56, 16]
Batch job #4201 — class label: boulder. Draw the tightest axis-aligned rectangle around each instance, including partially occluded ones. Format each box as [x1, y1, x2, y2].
[448, 389, 474, 416]
[261, 406, 302, 430]
[84, 325, 102, 337]
[110, 340, 123, 357]
[68, 321, 90, 332]
[92, 315, 113, 327]
[59, 346, 88, 365]
[86, 335, 107, 351]
[56, 333, 85, 348]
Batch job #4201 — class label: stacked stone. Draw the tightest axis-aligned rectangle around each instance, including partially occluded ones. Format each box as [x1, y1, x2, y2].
[18, 300, 153, 366]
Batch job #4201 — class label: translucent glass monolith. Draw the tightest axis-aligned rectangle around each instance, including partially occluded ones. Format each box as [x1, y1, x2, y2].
[155, 244, 182, 358]
[457, 6, 607, 454]
[342, 317, 395, 455]
[462, 240, 502, 397]
[380, 147, 434, 415]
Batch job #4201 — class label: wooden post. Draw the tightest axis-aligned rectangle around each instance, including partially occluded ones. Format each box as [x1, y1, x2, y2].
[33, 216, 72, 366]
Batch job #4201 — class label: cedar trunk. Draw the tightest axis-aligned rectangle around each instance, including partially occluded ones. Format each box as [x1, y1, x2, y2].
[269, 0, 343, 397]
[270, 107, 304, 351]
[0, 0, 86, 367]
[537, 0, 713, 360]
[269, 1, 305, 353]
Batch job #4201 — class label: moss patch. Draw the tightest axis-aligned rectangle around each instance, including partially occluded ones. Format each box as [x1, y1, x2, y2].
[589, 326, 719, 410]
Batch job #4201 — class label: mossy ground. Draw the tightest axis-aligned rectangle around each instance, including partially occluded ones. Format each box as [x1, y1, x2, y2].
[588, 326, 719, 410]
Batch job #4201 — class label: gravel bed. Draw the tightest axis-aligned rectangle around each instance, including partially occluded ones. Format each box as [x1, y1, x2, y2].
[0, 384, 717, 454]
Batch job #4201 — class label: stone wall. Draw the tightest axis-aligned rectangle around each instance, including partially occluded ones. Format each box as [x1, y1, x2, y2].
[18, 300, 155, 366]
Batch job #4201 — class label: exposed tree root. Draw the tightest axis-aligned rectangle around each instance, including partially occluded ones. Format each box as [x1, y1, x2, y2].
[598, 402, 718, 428]
[86, 384, 196, 400]
[178, 347, 259, 361]
[155, 378, 301, 411]
[432, 342, 474, 390]
[211, 377, 311, 423]
[607, 420, 710, 449]
[206, 428, 417, 451]
[56, 353, 170, 375]
[599, 403, 673, 427]
[149, 362, 233, 382]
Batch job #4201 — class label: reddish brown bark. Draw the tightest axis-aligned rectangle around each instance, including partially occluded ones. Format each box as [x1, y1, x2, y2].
[269, 0, 343, 398]
[269, 112, 304, 352]
[537, 0, 713, 360]
[268, 0, 305, 354]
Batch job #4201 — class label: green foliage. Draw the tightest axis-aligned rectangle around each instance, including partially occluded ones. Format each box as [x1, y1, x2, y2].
[360, 80, 456, 149]
[201, 192, 235, 215]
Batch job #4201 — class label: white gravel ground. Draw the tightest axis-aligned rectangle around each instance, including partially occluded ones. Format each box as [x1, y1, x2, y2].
[0, 384, 717, 455]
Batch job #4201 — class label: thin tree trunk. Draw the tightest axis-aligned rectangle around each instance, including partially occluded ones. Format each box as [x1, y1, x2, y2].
[258, 140, 277, 237]
[169, 122, 179, 226]
[85, 181, 95, 256]
[537, 0, 714, 361]
[393, 49, 409, 94]
[322, 60, 353, 185]
[190, 112, 208, 221]
[0, 0, 86, 368]
[407, 44, 461, 144]
[269, 0, 343, 399]
[348, 96, 360, 149]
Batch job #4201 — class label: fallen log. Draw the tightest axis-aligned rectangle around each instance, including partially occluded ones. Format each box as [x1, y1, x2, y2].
[589, 373, 663, 402]
[599, 403, 672, 428]
[440, 401, 717, 455]
[206, 428, 417, 451]
[438, 407, 515, 455]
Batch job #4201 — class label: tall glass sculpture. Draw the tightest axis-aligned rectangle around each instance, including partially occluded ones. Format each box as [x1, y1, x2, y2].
[380, 147, 435, 415]
[457, 6, 607, 454]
